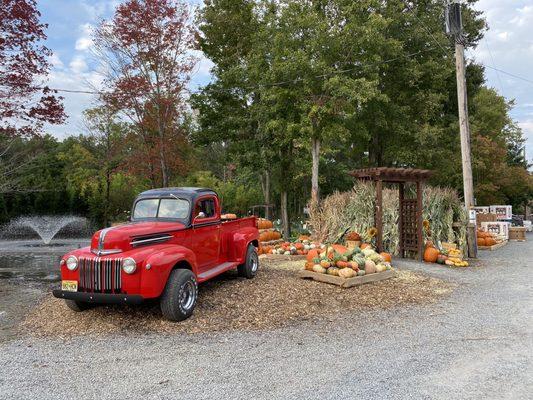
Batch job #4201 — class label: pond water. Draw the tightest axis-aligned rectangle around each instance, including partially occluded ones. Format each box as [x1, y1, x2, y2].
[0, 238, 90, 341]
[0, 239, 90, 285]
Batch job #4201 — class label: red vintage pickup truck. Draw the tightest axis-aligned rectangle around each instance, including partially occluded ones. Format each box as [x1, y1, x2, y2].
[53, 187, 259, 321]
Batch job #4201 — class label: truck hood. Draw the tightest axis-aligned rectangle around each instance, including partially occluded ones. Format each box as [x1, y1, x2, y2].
[90, 221, 186, 255]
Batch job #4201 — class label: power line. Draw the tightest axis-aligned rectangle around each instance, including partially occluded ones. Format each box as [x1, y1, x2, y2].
[483, 65, 533, 85]
[2, 48, 437, 97]
[484, 36, 504, 93]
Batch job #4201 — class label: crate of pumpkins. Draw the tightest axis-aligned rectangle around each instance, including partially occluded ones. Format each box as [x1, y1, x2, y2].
[299, 244, 396, 288]
[260, 236, 324, 258]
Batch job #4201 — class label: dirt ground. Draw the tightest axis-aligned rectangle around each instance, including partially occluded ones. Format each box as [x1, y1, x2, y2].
[20, 259, 454, 338]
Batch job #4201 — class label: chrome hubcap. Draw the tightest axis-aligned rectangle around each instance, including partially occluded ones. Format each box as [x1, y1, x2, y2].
[179, 280, 196, 311]
[251, 253, 258, 272]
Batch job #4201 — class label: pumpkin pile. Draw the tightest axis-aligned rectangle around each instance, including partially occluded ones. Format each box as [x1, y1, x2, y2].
[424, 242, 468, 267]
[476, 229, 503, 247]
[257, 218, 283, 243]
[260, 237, 323, 256]
[305, 244, 393, 278]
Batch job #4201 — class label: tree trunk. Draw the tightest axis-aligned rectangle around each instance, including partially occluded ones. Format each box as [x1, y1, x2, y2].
[260, 170, 271, 220]
[281, 190, 290, 240]
[104, 168, 110, 227]
[159, 139, 168, 187]
[311, 137, 320, 203]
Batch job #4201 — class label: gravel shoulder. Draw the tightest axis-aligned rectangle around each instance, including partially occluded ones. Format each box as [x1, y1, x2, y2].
[1, 237, 532, 400]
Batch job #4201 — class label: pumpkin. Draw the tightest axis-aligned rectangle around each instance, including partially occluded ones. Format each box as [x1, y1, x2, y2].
[327, 267, 339, 276]
[360, 243, 371, 250]
[338, 268, 355, 279]
[380, 252, 392, 263]
[365, 260, 377, 274]
[294, 243, 304, 250]
[336, 260, 348, 269]
[332, 244, 348, 255]
[485, 237, 496, 246]
[423, 246, 440, 263]
[320, 260, 331, 268]
[221, 213, 237, 220]
[257, 218, 274, 229]
[312, 265, 327, 274]
[375, 264, 387, 273]
[353, 255, 366, 268]
[348, 261, 359, 270]
[477, 238, 486, 246]
[357, 270, 365, 276]
[304, 261, 314, 271]
[362, 248, 377, 258]
[306, 249, 321, 262]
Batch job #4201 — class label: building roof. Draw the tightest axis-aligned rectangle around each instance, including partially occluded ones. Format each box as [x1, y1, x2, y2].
[349, 167, 433, 182]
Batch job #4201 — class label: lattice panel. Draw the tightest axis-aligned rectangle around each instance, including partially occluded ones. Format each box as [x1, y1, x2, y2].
[401, 199, 419, 251]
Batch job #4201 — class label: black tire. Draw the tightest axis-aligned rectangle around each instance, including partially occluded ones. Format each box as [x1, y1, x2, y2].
[65, 299, 92, 312]
[237, 244, 259, 279]
[160, 269, 198, 322]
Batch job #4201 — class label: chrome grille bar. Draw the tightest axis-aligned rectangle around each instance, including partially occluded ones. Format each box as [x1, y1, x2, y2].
[77, 256, 122, 293]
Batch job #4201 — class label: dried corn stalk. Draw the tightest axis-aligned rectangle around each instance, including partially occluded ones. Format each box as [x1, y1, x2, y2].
[308, 182, 467, 255]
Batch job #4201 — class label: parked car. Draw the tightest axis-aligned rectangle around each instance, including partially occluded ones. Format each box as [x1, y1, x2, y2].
[53, 187, 259, 321]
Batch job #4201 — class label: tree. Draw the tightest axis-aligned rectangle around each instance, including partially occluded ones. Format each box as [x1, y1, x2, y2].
[0, 0, 65, 137]
[93, 0, 198, 186]
[83, 107, 127, 226]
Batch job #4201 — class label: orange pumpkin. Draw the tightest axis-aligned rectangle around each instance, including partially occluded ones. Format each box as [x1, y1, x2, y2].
[331, 244, 348, 255]
[485, 237, 496, 246]
[336, 260, 348, 268]
[360, 243, 371, 250]
[380, 252, 392, 263]
[477, 238, 486, 246]
[306, 248, 321, 262]
[423, 246, 440, 263]
[294, 243, 304, 250]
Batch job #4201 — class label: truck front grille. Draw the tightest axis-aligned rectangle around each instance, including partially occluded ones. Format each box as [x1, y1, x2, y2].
[78, 257, 122, 293]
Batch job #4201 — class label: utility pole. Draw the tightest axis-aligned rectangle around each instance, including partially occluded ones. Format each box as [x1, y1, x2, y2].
[446, 2, 477, 258]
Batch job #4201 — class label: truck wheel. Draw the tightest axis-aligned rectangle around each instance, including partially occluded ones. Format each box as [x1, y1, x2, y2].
[65, 299, 92, 312]
[160, 269, 198, 322]
[238, 244, 259, 279]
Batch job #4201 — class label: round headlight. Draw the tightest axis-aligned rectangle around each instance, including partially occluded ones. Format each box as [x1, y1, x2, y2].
[66, 256, 78, 271]
[122, 258, 137, 274]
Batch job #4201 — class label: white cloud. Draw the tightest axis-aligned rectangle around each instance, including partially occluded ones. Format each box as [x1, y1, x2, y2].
[74, 23, 94, 51]
[48, 53, 64, 69]
[495, 31, 510, 41]
[69, 55, 88, 74]
[517, 120, 533, 164]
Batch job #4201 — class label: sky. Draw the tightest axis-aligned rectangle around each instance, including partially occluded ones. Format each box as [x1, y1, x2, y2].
[39, 0, 533, 163]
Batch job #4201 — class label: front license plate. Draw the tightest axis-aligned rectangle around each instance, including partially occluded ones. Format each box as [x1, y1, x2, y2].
[61, 280, 78, 292]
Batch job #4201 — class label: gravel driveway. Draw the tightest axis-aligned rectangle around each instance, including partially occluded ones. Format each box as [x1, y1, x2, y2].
[1, 237, 531, 400]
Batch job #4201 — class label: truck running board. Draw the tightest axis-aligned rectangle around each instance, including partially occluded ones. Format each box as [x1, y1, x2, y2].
[197, 262, 239, 282]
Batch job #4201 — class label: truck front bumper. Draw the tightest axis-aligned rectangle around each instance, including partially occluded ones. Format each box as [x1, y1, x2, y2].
[52, 290, 144, 305]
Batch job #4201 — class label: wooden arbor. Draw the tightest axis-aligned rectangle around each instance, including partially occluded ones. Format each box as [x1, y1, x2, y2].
[349, 167, 433, 261]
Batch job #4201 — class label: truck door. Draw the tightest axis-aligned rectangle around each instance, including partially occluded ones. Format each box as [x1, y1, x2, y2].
[192, 195, 221, 272]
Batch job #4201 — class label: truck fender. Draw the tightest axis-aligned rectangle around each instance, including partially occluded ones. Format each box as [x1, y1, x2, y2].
[231, 227, 259, 263]
[140, 245, 198, 298]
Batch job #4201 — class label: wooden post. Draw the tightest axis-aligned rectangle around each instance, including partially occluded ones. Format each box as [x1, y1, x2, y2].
[376, 179, 383, 252]
[455, 41, 478, 258]
[398, 182, 404, 258]
[416, 181, 424, 261]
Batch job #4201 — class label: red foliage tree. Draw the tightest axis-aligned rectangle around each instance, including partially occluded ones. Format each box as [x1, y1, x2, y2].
[0, 0, 65, 137]
[93, 0, 197, 186]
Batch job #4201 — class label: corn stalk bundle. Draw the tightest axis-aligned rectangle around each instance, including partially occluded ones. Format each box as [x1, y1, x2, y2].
[308, 182, 467, 255]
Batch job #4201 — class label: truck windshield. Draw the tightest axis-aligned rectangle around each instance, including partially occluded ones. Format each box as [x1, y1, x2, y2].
[133, 198, 189, 220]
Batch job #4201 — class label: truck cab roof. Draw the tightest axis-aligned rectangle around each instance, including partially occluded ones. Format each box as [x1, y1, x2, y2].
[136, 187, 218, 202]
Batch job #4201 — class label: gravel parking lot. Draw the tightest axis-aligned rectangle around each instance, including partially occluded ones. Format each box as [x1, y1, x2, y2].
[1, 237, 531, 400]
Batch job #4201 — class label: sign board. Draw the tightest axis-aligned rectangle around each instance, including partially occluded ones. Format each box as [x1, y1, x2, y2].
[489, 205, 512, 221]
[480, 221, 510, 240]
